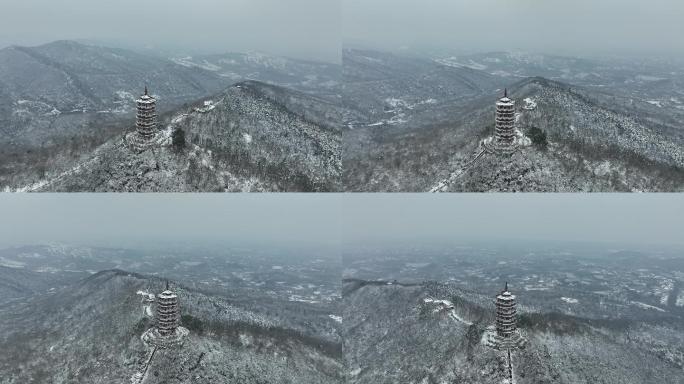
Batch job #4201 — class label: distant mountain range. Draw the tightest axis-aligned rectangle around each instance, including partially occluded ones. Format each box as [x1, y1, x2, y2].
[342, 49, 684, 192]
[342, 49, 502, 129]
[170, 51, 340, 99]
[0, 41, 342, 191]
[0, 41, 339, 131]
[13, 81, 341, 192]
[2, 43, 682, 192]
[433, 50, 684, 113]
[0, 41, 228, 145]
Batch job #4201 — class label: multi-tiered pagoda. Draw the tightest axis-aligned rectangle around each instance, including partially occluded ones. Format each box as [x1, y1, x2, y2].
[482, 89, 521, 154]
[141, 282, 189, 348]
[157, 282, 180, 337]
[494, 89, 516, 150]
[485, 282, 525, 351]
[126, 86, 159, 152]
[136, 86, 157, 139]
[495, 282, 517, 338]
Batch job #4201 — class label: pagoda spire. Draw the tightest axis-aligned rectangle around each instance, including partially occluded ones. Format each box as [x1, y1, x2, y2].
[144, 85, 148, 96]
[505, 281, 508, 292]
[166, 280, 169, 290]
[504, 88, 507, 98]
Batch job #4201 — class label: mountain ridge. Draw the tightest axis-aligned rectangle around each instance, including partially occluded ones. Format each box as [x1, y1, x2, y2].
[10, 80, 341, 192]
[343, 74, 684, 192]
[343, 279, 684, 384]
[0, 268, 343, 383]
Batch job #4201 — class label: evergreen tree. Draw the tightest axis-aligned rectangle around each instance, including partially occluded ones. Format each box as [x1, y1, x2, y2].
[172, 127, 186, 150]
[526, 126, 548, 149]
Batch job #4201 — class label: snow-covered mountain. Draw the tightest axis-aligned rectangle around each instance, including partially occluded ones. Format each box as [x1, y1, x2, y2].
[0, 41, 341, 145]
[433, 51, 684, 130]
[0, 270, 343, 383]
[445, 78, 684, 192]
[343, 49, 502, 129]
[12, 81, 341, 192]
[0, 40, 231, 145]
[171, 52, 340, 99]
[343, 279, 684, 384]
[0, 40, 342, 190]
[342, 51, 684, 192]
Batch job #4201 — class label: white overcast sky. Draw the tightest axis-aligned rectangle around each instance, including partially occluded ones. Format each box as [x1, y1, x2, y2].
[2, 1, 681, 61]
[0, 195, 342, 249]
[0, 0, 341, 62]
[344, 0, 684, 57]
[341, 194, 684, 248]
[0, 195, 682, 250]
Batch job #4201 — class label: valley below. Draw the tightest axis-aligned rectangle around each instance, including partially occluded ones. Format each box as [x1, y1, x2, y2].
[343, 242, 684, 383]
[342, 49, 684, 192]
[0, 244, 343, 383]
[0, 41, 342, 192]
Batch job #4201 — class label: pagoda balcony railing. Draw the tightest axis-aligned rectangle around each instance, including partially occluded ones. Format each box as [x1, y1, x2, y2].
[496, 298, 517, 303]
[158, 310, 179, 316]
[496, 311, 517, 317]
[497, 307, 516, 312]
[496, 313, 517, 318]
[497, 326, 517, 332]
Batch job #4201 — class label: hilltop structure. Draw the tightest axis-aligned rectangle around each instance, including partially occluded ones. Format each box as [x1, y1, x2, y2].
[157, 283, 180, 336]
[126, 86, 160, 152]
[141, 282, 189, 348]
[493, 89, 516, 149]
[482, 89, 529, 154]
[485, 282, 526, 350]
[495, 282, 518, 338]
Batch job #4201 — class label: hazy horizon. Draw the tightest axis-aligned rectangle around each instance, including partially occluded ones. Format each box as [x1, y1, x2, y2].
[0, 0, 341, 63]
[344, 0, 684, 59]
[341, 194, 684, 250]
[1, 195, 682, 252]
[2, 1, 683, 62]
[0, 195, 342, 250]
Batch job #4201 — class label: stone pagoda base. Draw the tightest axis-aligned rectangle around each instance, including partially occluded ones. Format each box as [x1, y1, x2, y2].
[124, 131, 162, 153]
[482, 136, 519, 155]
[483, 325, 526, 350]
[481, 133, 531, 155]
[141, 326, 189, 349]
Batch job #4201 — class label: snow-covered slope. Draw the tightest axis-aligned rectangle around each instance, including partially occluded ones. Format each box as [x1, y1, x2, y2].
[172, 51, 340, 100]
[0, 270, 343, 384]
[343, 280, 684, 384]
[343, 77, 684, 192]
[343, 49, 502, 129]
[0, 40, 231, 144]
[19, 81, 340, 192]
[0, 40, 343, 190]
